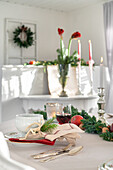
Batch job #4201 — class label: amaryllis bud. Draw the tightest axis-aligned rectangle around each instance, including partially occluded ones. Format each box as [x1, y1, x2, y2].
[71, 32, 81, 39]
[58, 28, 64, 36]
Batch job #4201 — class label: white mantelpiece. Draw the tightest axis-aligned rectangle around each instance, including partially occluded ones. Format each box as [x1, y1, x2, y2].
[2, 65, 49, 102]
[2, 65, 101, 102]
[19, 94, 98, 113]
[2, 65, 109, 122]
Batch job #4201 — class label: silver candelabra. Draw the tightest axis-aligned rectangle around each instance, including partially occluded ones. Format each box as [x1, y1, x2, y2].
[97, 87, 108, 124]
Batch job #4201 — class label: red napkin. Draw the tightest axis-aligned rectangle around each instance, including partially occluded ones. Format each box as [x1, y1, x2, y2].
[9, 138, 56, 145]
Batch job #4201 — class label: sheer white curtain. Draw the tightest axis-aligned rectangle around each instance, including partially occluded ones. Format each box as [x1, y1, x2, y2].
[103, 1, 113, 112]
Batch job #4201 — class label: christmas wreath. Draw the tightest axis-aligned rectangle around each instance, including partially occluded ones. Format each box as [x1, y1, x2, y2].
[13, 25, 34, 48]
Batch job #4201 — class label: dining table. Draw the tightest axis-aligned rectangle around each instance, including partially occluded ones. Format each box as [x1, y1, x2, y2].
[0, 115, 113, 170]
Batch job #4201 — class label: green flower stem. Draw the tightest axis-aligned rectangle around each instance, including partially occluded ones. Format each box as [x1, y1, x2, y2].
[68, 38, 72, 57]
[60, 37, 62, 49]
[60, 37, 63, 59]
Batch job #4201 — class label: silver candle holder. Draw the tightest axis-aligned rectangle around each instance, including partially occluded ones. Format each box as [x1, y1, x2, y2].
[97, 87, 108, 124]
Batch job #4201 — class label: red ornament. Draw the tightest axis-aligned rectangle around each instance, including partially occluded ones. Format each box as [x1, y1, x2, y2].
[58, 28, 64, 36]
[71, 32, 81, 39]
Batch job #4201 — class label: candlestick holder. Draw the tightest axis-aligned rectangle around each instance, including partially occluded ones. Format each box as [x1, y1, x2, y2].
[46, 103, 63, 120]
[76, 61, 82, 95]
[97, 88, 108, 124]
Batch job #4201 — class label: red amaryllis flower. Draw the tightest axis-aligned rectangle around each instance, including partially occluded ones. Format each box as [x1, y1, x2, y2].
[71, 32, 81, 39]
[58, 28, 64, 36]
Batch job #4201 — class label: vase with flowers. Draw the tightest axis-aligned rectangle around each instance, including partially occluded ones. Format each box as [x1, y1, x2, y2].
[57, 28, 81, 97]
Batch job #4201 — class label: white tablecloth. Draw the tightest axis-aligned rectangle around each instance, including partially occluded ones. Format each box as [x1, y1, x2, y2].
[0, 117, 113, 170]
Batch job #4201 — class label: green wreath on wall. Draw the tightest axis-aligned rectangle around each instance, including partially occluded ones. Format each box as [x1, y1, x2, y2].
[13, 25, 34, 48]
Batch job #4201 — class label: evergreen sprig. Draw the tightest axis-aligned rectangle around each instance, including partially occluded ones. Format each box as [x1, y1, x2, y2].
[24, 58, 90, 67]
[71, 106, 90, 119]
[71, 106, 113, 141]
[71, 106, 107, 134]
[41, 118, 58, 132]
[81, 117, 106, 134]
[33, 110, 47, 120]
[100, 131, 113, 141]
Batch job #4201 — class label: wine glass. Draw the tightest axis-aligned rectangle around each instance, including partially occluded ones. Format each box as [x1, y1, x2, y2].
[56, 104, 71, 124]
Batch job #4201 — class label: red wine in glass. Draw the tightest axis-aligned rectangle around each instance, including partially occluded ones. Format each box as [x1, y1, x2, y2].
[56, 113, 71, 124]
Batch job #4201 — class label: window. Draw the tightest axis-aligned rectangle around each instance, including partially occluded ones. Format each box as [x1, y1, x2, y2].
[5, 18, 38, 65]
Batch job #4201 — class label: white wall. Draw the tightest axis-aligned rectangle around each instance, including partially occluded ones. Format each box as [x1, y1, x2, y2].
[0, 1, 68, 65]
[0, 66, 2, 123]
[68, 2, 107, 66]
[0, 2, 106, 64]
[0, 1, 107, 66]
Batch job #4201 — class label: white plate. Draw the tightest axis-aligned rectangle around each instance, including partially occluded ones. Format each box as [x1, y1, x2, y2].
[105, 160, 113, 169]
[107, 113, 113, 117]
[98, 163, 106, 170]
[4, 132, 43, 147]
[4, 132, 25, 139]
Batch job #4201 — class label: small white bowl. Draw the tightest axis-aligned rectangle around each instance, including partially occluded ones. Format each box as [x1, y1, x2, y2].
[16, 114, 44, 133]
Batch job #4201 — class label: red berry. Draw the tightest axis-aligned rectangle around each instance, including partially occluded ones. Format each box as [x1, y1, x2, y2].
[29, 60, 35, 65]
[71, 115, 83, 126]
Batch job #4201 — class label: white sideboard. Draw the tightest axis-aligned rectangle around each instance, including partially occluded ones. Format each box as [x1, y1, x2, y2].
[19, 94, 98, 113]
[2, 65, 109, 122]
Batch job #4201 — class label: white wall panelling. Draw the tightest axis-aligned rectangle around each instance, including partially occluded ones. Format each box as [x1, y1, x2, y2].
[5, 18, 38, 64]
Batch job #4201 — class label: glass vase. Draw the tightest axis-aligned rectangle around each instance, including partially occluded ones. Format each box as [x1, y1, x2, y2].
[58, 64, 69, 97]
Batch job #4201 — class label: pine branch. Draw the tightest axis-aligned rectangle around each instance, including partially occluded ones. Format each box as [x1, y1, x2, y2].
[41, 118, 58, 132]
[100, 131, 113, 141]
